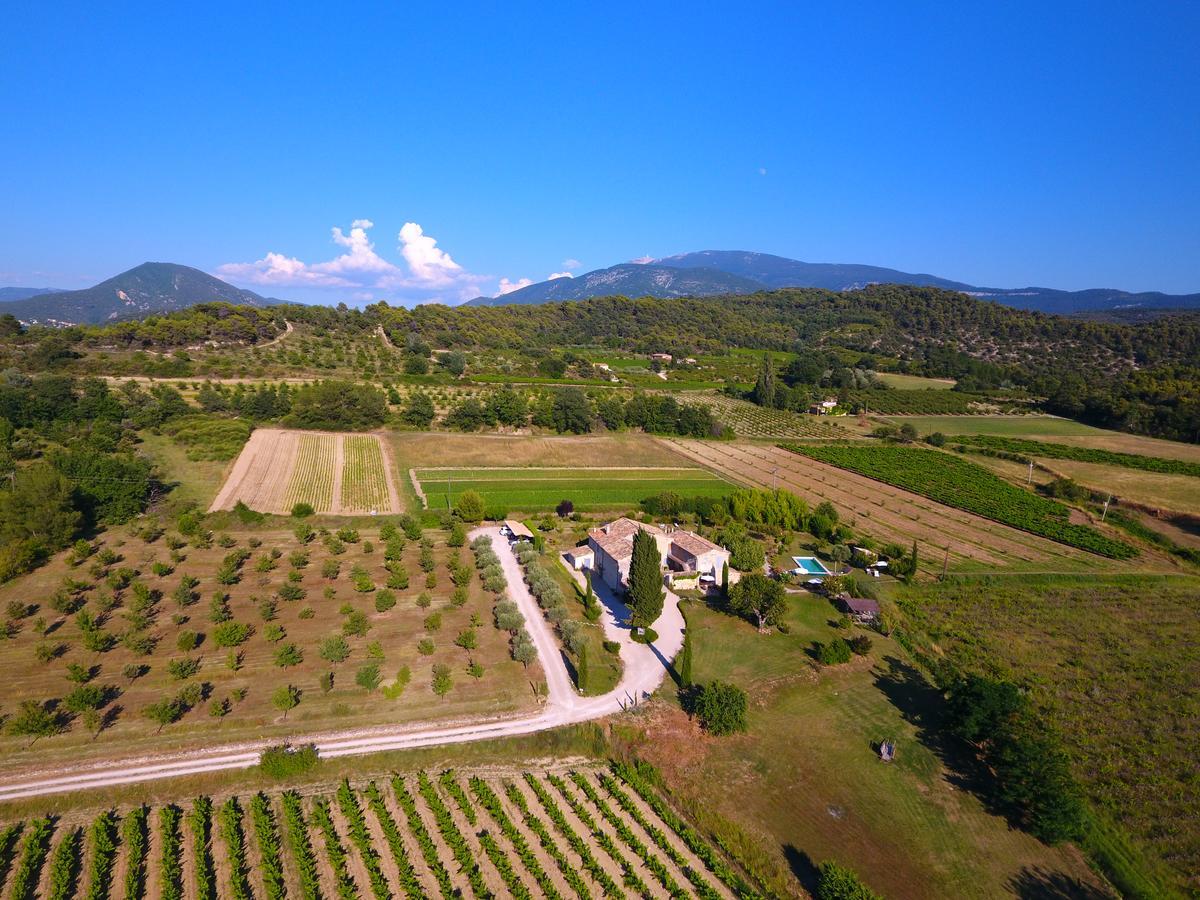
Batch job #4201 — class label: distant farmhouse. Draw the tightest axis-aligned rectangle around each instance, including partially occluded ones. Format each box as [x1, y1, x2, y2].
[582, 517, 729, 590]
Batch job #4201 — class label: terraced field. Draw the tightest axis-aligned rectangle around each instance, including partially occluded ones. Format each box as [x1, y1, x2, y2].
[0, 767, 758, 899]
[664, 439, 1145, 575]
[416, 467, 733, 512]
[211, 429, 400, 515]
[684, 393, 851, 439]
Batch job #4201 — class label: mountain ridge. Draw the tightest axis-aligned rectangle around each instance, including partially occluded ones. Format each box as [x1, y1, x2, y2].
[0, 263, 273, 325]
[466, 250, 1200, 315]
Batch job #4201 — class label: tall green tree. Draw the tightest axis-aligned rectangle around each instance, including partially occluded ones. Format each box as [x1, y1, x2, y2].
[727, 573, 788, 632]
[752, 354, 777, 408]
[627, 529, 664, 629]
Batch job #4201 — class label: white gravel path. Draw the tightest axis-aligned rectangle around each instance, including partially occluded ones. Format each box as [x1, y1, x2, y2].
[0, 527, 683, 800]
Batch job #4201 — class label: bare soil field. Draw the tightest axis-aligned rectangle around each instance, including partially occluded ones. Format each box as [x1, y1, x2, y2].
[210, 428, 401, 515]
[389, 431, 696, 470]
[664, 440, 1146, 575]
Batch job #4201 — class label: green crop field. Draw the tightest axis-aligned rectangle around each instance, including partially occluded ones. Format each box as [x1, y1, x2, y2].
[784, 443, 1138, 558]
[340, 434, 391, 511]
[417, 466, 732, 512]
[282, 433, 336, 511]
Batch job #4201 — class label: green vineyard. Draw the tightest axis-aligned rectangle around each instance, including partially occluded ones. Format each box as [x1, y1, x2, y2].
[686, 394, 847, 439]
[782, 443, 1138, 559]
[0, 767, 763, 899]
[950, 434, 1200, 478]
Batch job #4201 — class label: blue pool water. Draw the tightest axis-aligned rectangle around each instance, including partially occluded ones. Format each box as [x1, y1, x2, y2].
[792, 556, 832, 576]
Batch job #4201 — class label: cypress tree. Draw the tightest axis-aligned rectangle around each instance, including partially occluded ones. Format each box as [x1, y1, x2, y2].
[576, 644, 589, 693]
[627, 529, 664, 629]
[752, 354, 777, 408]
[678, 627, 693, 688]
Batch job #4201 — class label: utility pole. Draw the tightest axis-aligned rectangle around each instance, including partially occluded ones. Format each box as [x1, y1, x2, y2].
[1102, 494, 1112, 522]
[1027, 460, 1033, 485]
[941, 547, 949, 581]
[772, 467, 779, 490]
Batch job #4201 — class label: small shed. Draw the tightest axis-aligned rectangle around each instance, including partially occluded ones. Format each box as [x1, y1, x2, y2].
[503, 520, 534, 542]
[564, 547, 594, 570]
[838, 596, 881, 623]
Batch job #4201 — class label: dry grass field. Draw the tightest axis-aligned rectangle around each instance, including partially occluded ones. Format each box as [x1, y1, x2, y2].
[210, 429, 401, 515]
[663, 439, 1160, 574]
[388, 431, 695, 470]
[0, 525, 538, 776]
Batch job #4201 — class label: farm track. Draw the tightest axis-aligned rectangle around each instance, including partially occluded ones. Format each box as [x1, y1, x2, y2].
[665, 439, 1121, 573]
[0, 528, 684, 801]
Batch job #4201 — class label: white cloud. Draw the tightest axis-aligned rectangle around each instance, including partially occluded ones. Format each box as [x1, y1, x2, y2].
[758, 167, 767, 175]
[397, 222, 463, 285]
[630, 255, 655, 264]
[217, 219, 490, 303]
[547, 271, 573, 280]
[561, 258, 581, 270]
[497, 277, 534, 295]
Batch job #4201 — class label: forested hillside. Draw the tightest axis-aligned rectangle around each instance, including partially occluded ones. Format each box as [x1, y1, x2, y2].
[2, 284, 1197, 441]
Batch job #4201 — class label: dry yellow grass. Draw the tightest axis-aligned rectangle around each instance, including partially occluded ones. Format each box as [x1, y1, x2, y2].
[388, 431, 696, 469]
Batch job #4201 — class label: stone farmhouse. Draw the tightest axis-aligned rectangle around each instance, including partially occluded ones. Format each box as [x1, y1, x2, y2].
[583, 517, 730, 591]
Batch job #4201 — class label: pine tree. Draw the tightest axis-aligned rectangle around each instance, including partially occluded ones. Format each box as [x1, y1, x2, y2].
[627, 529, 664, 629]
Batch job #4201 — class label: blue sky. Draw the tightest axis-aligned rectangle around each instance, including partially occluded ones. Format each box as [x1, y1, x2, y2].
[1, 1, 1198, 304]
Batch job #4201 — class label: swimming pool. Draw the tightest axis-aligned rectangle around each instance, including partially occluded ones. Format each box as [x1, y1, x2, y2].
[792, 556, 832, 576]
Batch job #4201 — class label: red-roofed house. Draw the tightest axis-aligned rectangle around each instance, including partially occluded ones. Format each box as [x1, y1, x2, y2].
[586, 517, 729, 591]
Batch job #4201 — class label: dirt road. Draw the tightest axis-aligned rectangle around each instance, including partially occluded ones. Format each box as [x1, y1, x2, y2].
[0, 527, 682, 801]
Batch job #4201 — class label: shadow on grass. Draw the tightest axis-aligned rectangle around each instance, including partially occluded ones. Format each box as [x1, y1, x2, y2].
[1008, 866, 1114, 899]
[781, 844, 822, 895]
[871, 655, 1003, 818]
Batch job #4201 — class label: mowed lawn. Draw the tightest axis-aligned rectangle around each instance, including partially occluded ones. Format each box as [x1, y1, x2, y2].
[636, 597, 1105, 899]
[417, 466, 732, 512]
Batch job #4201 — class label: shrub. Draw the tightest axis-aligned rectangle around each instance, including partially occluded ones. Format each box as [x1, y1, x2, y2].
[319, 634, 351, 663]
[356, 663, 382, 692]
[815, 861, 883, 900]
[291, 502, 315, 518]
[693, 681, 748, 735]
[212, 621, 252, 648]
[816, 638, 852, 666]
[848, 634, 873, 656]
[374, 590, 397, 612]
[259, 743, 319, 778]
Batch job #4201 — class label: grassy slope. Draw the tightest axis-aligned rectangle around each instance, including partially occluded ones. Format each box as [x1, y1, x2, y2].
[892, 574, 1200, 896]
[632, 595, 1105, 899]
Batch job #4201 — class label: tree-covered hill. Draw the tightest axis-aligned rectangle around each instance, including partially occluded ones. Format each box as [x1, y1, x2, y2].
[3, 284, 1198, 441]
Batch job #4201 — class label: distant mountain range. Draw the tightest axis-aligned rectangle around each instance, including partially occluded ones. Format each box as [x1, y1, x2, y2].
[467, 250, 1200, 315]
[4, 253, 1198, 324]
[0, 263, 273, 325]
[0, 286, 64, 303]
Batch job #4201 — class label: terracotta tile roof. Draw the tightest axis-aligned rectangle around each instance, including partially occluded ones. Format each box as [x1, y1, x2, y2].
[669, 530, 723, 557]
[588, 517, 663, 561]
